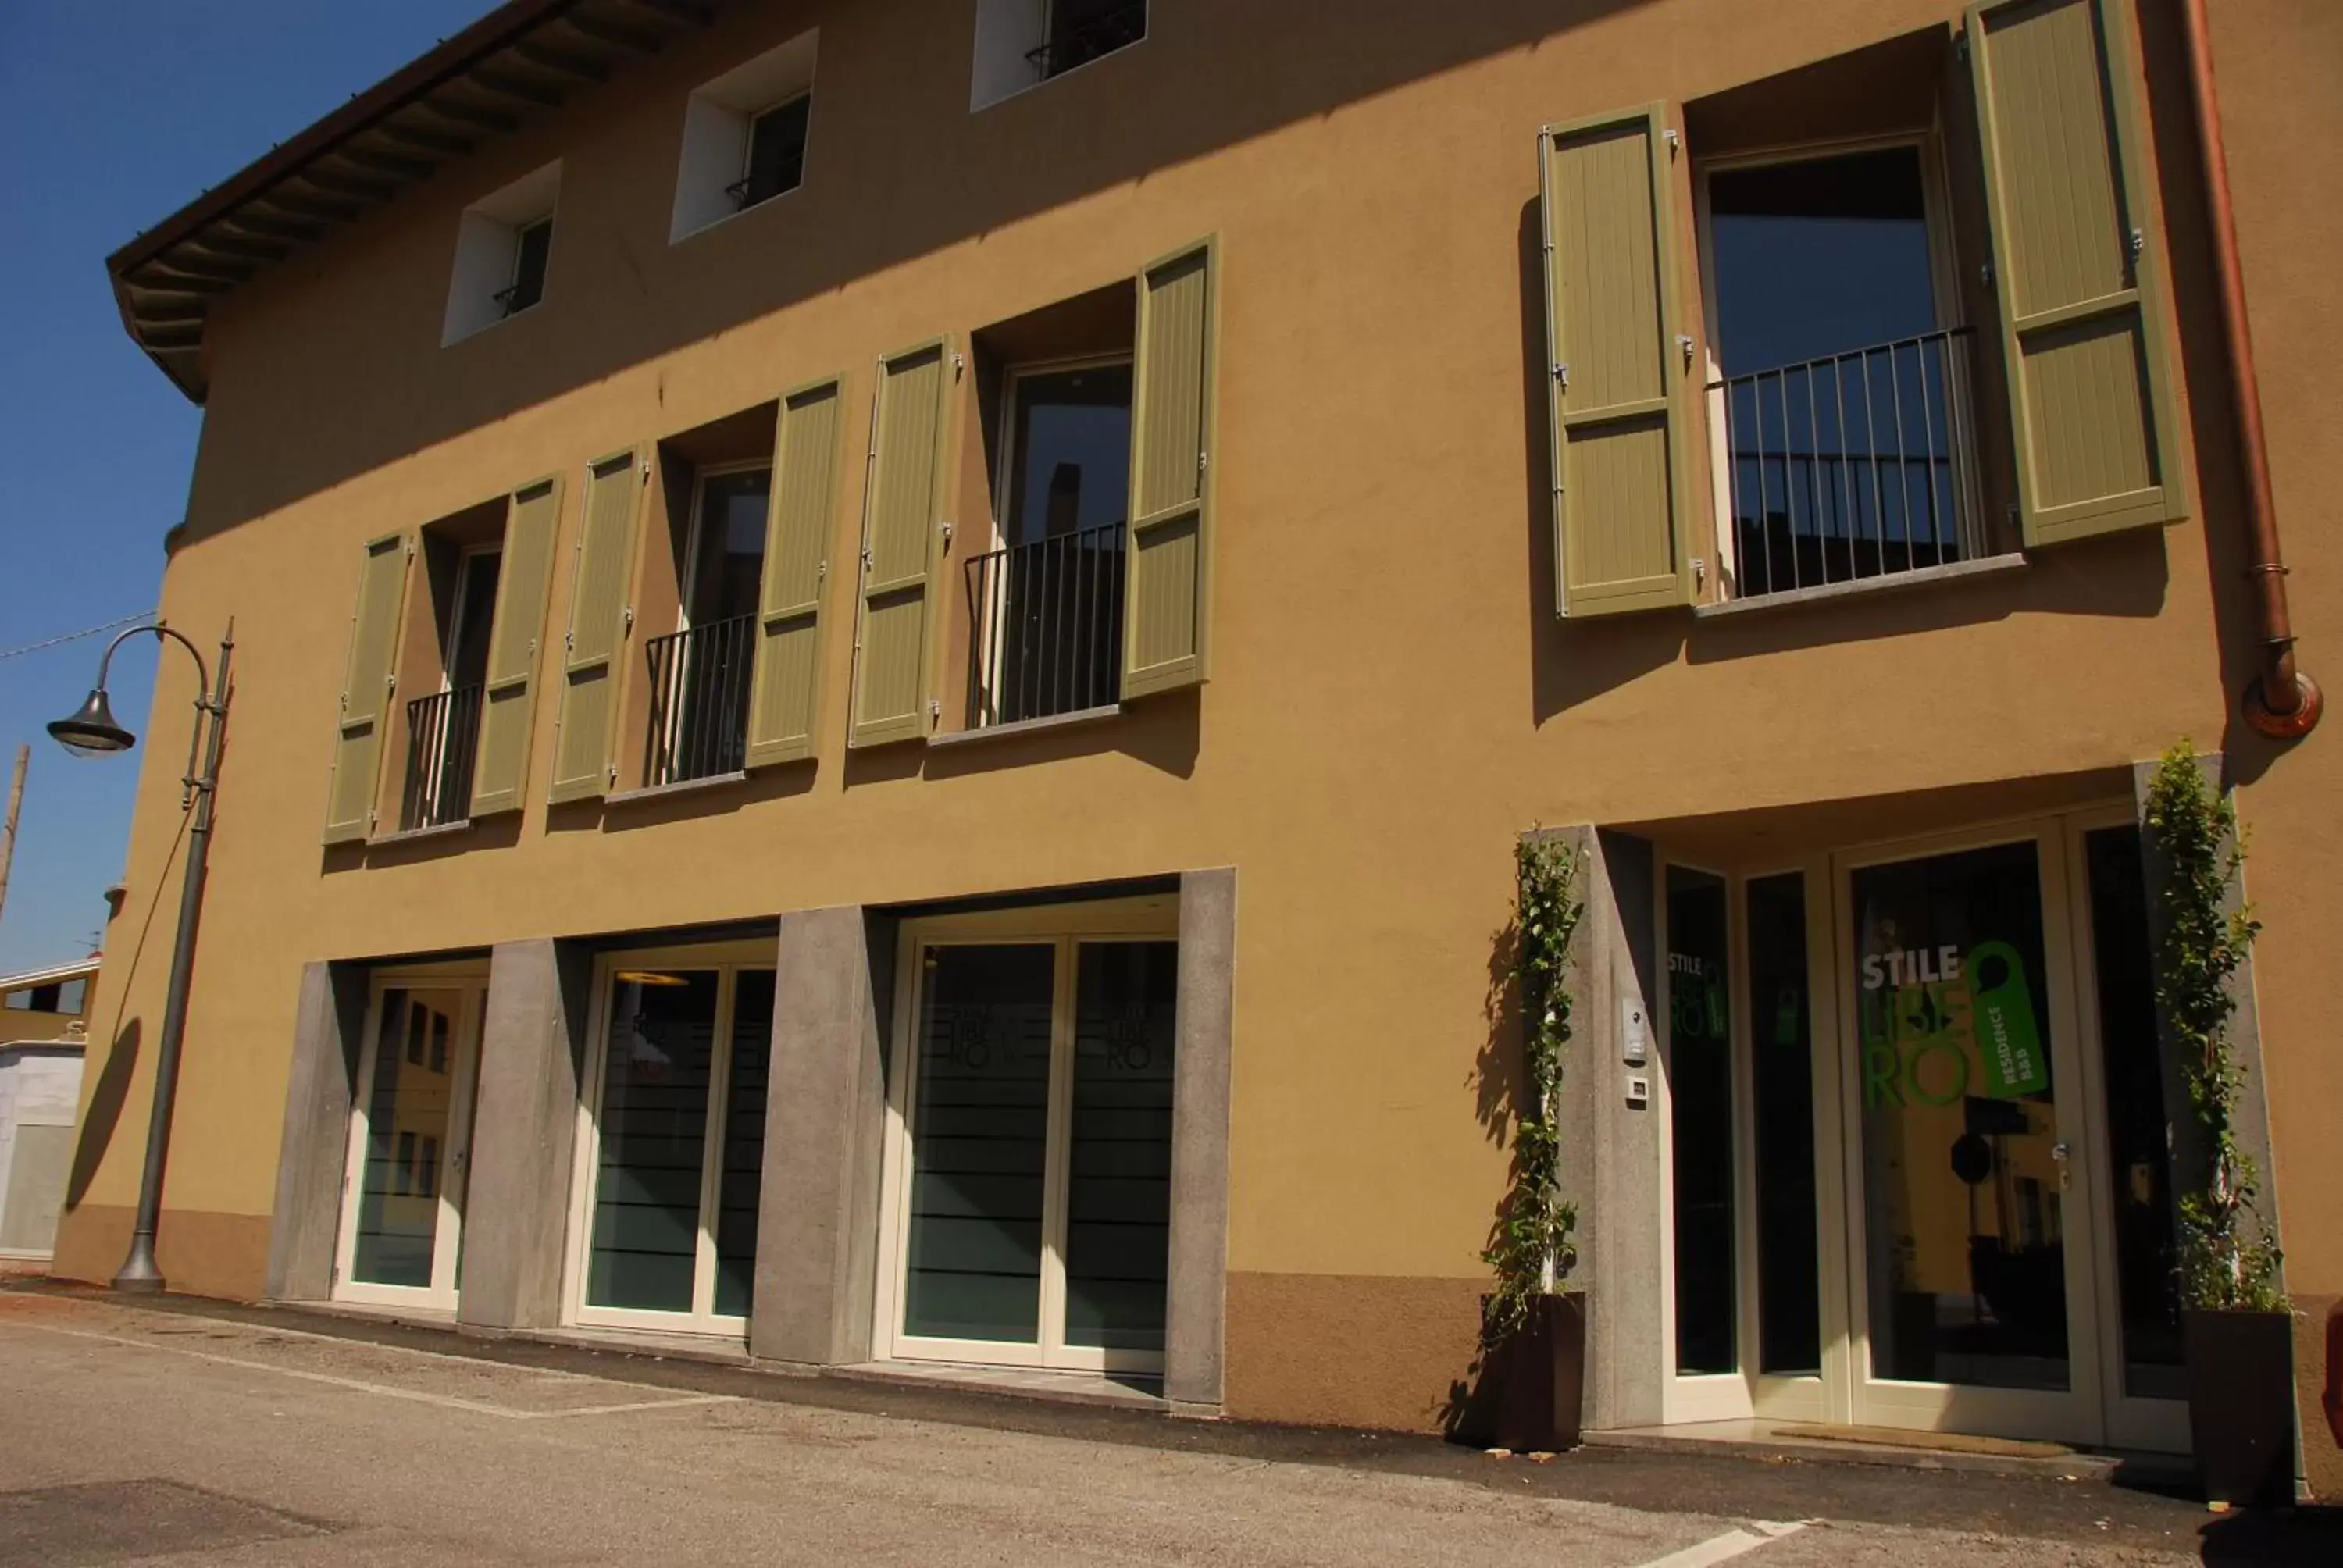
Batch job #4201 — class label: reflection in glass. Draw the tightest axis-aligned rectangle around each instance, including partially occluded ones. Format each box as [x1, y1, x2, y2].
[1065, 943, 1177, 1351]
[353, 989, 459, 1288]
[1746, 874, 1821, 1375]
[1005, 365, 1133, 547]
[904, 946, 1055, 1342]
[1668, 868, 1736, 1375]
[2084, 828, 2185, 1399]
[714, 971, 774, 1318]
[587, 971, 718, 1313]
[1853, 842, 2068, 1391]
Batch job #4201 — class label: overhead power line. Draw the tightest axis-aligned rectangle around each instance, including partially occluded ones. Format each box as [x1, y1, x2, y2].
[0, 611, 157, 663]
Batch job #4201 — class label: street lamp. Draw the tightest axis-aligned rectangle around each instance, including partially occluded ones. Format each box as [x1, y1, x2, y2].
[50, 620, 234, 1292]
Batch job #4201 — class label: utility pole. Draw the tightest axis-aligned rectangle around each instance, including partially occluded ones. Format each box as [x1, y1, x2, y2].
[0, 743, 27, 930]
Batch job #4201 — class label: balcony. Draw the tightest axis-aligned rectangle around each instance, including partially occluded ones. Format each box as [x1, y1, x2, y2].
[643, 613, 754, 788]
[1708, 326, 1985, 600]
[965, 522, 1125, 729]
[400, 684, 483, 832]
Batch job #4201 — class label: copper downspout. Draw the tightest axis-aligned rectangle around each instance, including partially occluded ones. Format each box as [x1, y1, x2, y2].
[2177, 0, 2322, 739]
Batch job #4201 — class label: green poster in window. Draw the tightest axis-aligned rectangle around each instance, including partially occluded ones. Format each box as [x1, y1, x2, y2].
[1965, 939, 2047, 1099]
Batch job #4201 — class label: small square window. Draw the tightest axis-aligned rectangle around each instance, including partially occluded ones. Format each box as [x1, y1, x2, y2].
[733, 95, 810, 212]
[671, 32, 817, 242]
[1038, 0, 1147, 80]
[972, 0, 1146, 111]
[442, 161, 560, 344]
[497, 218, 552, 318]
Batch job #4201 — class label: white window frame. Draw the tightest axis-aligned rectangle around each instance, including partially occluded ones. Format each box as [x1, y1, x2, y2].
[562, 942, 773, 1338]
[872, 895, 1179, 1376]
[441, 542, 504, 694]
[669, 31, 818, 243]
[332, 964, 490, 1313]
[441, 161, 561, 345]
[970, 0, 1147, 112]
[1691, 130, 1978, 600]
[968, 354, 1133, 729]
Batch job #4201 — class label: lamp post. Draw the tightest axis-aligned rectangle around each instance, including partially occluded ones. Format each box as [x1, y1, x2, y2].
[50, 620, 234, 1293]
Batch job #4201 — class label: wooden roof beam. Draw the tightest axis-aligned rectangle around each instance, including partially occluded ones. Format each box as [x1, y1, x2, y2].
[513, 39, 615, 80]
[561, 12, 667, 54]
[420, 94, 522, 134]
[376, 119, 478, 159]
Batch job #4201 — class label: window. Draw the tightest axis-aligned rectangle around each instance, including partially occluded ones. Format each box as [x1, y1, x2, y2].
[1699, 143, 1985, 599]
[499, 219, 552, 318]
[571, 954, 773, 1331]
[441, 162, 560, 344]
[878, 901, 1179, 1372]
[644, 463, 769, 787]
[969, 359, 1132, 726]
[971, 0, 1145, 110]
[4, 982, 73, 1013]
[1539, 2, 2185, 618]
[671, 32, 817, 241]
[735, 95, 810, 211]
[402, 538, 502, 833]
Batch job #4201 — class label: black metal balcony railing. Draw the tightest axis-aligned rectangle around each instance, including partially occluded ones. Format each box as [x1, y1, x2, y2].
[401, 683, 483, 832]
[1708, 326, 1983, 600]
[1025, 2, 1147, 78]
[965, 522, 1125, 729]
[643, 613, 755, 788]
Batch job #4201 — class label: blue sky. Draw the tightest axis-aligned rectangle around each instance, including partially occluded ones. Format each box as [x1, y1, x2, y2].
[0, 2, 495, 975]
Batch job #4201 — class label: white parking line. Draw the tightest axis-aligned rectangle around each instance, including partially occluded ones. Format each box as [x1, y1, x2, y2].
[1633, 1520, 1808, 1568]
[2, 1320, 740, 1421]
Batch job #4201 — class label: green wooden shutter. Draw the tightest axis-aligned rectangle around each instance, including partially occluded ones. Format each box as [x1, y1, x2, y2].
[849, 342, 948, 749]
[745, 376, 845, 767]
[322, 532, 412, 844]
[548, 450, 642, 803]
[1970, 0, 2184, 545]
[467, 474, 563, 816]
[1539, 105, 1697, 616]
[1122, 238, 1218, 698]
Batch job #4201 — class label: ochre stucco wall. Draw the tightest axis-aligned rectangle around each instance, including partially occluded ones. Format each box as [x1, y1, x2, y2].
[59, 0, 2338, 1470]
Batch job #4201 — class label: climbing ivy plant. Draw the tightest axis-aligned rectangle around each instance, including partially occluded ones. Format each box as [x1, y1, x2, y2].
[1482, 832, 1584, 1344]
[2145, 742, 2286, 1313]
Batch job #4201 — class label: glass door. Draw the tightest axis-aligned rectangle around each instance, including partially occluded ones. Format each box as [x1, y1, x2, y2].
[335, 978, 485, 1310]
[567, 950, 773, 1335]
[1832, 827, 2107, 1442]
[877, 901, 1178, 1375]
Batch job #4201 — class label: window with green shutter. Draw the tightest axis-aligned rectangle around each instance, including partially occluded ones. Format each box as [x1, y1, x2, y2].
[1121, 237, 1216, 697]
[468, 475, 564, 816]
[549, 450, 644, 803]
[746, 376, 846, 767]
[1968, 0, 2185, 546]
[323, 532, 413, 843]
[1539, 105, 1699, 617]
[849, 342, 951, 749]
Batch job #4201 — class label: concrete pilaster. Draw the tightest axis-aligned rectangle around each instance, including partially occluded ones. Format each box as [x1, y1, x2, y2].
[1557, 826, 1666, 1432]
[458, 939, 590, 1331]
[263, 960, 369, 1301]
[751, 907, 894, 1364]
[1164, 867, 1236, 1412]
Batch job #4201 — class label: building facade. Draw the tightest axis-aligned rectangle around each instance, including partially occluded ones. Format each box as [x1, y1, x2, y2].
[59, 0, 2339, 1488]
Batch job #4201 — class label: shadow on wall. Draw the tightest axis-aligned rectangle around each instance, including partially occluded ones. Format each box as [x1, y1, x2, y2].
[64, 1019, 139, 1213]
[1441, 903, 1531, 1444]
[182, 0, 1667, 547]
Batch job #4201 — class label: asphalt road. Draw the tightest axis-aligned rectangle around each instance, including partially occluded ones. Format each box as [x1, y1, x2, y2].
[0, 1291, 2331, 1566]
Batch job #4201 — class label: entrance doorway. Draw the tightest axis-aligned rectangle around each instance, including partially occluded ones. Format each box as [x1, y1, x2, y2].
[1656, 810, 2186, 1452]
[873, 896, 1179, 1376]
[563, 944, 773, 1336]
[334, 971, 487, 1310]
